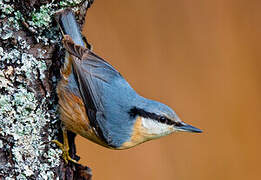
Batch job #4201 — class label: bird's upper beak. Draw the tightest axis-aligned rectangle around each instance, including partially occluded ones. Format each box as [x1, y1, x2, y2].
[175, 122, 202, 133]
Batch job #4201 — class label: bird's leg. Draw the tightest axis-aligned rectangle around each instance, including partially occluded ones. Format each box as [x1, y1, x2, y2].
[52, 128, 78, 164]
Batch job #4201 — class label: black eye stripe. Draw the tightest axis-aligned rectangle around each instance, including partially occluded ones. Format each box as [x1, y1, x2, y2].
[129, 107, 180, 126]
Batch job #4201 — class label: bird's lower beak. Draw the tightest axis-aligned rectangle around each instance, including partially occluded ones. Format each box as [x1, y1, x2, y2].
[175, 122, 202, 133]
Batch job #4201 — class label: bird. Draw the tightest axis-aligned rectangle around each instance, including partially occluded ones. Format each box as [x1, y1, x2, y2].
[54, 9, 202, 163]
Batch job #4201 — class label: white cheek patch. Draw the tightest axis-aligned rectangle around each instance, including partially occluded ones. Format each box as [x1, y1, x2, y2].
[141, 117, 173, 137]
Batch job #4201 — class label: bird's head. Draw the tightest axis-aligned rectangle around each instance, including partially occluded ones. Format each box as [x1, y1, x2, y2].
[127, 99, 202, 145]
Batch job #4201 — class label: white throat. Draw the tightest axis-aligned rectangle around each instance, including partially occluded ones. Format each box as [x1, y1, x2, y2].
[141, 117, 173, 138]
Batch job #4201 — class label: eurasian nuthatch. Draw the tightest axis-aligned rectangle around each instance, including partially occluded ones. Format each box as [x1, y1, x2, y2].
[54, 9, 202, 163]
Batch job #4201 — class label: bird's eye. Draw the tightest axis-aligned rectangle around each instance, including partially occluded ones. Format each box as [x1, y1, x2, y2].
[159, 116, 167, 123]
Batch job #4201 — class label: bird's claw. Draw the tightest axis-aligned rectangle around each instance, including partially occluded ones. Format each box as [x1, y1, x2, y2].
[51, 128, 78, 164]
[52, 139, 78, 164]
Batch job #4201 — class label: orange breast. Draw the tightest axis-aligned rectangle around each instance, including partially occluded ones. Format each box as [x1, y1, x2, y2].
[119, 116, 149, 149]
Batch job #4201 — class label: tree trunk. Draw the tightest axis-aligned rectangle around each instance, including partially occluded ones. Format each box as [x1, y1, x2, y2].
[0, 0, 93, 179]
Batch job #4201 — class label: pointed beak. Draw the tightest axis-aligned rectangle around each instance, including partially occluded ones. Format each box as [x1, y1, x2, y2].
[175, 122, 203, 133]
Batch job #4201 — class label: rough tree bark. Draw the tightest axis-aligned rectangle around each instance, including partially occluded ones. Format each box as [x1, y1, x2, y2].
[0, 0, 93, 179]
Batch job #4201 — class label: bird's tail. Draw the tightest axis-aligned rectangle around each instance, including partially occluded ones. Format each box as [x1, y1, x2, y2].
[55, 9, 85, 47]
[55, 9, 90, 78]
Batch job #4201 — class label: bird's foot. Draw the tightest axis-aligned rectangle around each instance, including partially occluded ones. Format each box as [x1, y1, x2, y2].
[51, 128, 78, 164]
[51, 140, 78, 164]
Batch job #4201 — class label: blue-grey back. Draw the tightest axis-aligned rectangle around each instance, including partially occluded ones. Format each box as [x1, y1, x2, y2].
[80, 54, 141, 147]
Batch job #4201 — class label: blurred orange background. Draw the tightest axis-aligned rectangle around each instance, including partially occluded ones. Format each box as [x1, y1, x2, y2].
[77, 0, 261, 179]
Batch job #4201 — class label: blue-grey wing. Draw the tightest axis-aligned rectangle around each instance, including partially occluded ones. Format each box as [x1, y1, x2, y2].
[63, 36, 133, 147]
[75, 53, 124, 145]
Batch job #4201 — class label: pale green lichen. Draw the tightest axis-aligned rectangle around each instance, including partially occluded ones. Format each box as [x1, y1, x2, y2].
[16, 174, 27, 180]
[0, 50, 61, 178]
[30, 4, 53, 28]
[0, 95, 13, 114]
[60, 0, 85, 7]
[0, 0, 84, 45]
[1, 4, 14, 15]
[17, 36, 31, 50]
[0, 2, 22, 30]
[0, 0, 90, 178]
[5, 177, 15, 180]
[0, 39, 61, 179]
[14, 11, 23, 21]
[0, 47, 3, 56]
[1, 31, 13, 40]
[0, 49, 20, 63]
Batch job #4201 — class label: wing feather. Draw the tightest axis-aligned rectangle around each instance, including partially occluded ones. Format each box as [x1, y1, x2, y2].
[63, 35, 121, 146]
